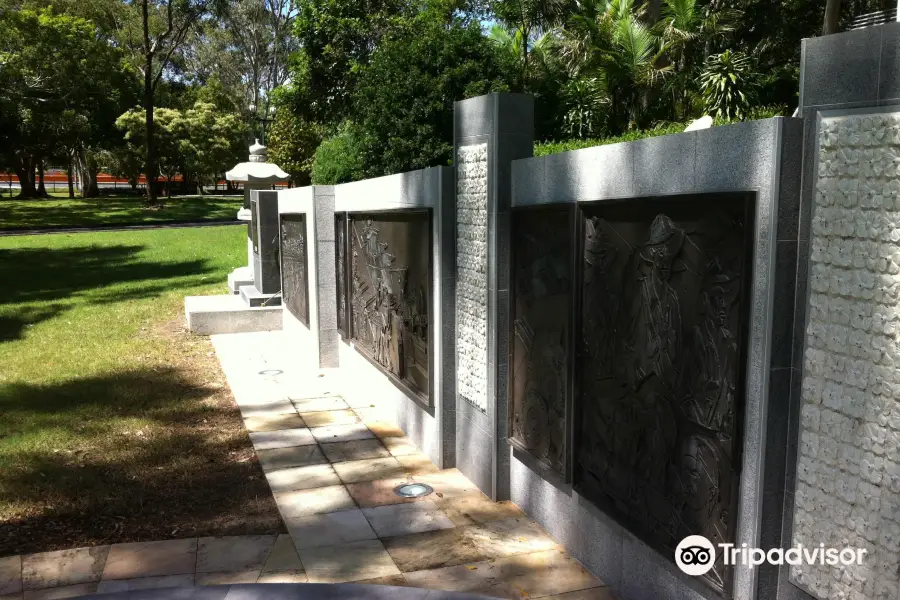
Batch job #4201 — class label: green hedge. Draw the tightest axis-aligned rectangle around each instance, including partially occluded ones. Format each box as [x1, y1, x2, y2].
[534, 108, 786, 157]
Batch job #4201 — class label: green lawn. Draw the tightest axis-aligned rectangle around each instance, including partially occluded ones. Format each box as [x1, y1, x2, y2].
[0, 195, 244, 231]
[0, 226, 282, 556]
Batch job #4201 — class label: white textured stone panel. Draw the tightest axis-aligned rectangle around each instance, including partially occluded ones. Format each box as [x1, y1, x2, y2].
[456, 143, 489, 412]
[793, 112, 900, 600]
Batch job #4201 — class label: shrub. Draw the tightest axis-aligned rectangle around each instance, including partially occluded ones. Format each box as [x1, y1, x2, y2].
[310, 123, 366, 185]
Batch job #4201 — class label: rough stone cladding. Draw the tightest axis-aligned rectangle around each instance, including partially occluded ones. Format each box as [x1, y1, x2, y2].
[456, 143, 489, 412]
[793, 112, 900, 600]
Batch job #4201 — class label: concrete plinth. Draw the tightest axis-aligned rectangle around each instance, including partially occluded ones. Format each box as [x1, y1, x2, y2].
[227, 266, 254, 295]
[239, 285, 282, 307]
[185, 294, 282, 335]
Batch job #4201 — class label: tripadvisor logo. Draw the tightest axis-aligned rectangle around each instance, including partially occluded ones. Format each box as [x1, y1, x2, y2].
[674, 536, 868, 576]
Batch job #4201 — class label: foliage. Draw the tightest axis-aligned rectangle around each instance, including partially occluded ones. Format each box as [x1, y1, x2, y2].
[350, 18, 513, 176]
[116, 101, 247, 191]
[0, 9, 134, 197]
[700, 49, 757, 120]
[289, 0, 413, 124]
[561, 77, 608, 139]
[533, 121, 688, 156]
[310, 123, 366, 185]
[266, 111, 325, 186]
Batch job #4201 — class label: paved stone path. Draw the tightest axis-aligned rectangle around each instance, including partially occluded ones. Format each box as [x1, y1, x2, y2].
[0, 331, 616, 600]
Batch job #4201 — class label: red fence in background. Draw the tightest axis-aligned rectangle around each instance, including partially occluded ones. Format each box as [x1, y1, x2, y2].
[0, 173, 289, 189]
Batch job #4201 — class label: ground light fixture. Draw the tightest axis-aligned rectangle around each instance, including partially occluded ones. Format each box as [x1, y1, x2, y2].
[393, 483, 434, 498]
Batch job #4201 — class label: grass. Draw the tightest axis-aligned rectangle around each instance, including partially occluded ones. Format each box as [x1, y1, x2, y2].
[0, 226, 283, 556]
[0, 195, 244, 231]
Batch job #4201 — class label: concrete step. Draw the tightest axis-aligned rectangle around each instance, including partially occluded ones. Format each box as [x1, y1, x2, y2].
[239, 284, 282, 307]
[185, 294, 282, 335]
[227, 266, 254, 295]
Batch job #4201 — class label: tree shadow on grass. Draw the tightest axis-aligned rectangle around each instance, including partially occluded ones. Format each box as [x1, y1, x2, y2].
[0, 305, 65, 342]
[0, 245, 216, 307]
[0, 367, 284, 556]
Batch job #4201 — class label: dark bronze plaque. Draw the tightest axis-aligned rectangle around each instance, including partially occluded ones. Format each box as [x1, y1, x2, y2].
[349, 212, 430, 402]
[510, 206, 572, 475]
[575, 194, 753, 595]
[250, 199, 260, 255]
[280, 214, 309, 325]
[336, 213, 348, 335]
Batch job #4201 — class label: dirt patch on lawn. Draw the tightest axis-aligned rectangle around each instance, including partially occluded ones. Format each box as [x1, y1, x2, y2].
[0, 318, 284, 557]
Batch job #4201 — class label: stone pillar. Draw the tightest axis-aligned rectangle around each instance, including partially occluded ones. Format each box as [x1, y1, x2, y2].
[453, 93, 534, 500]
[250, 189, 281, 295]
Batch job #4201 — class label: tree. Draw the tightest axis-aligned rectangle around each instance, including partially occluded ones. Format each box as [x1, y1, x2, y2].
[351, 18, 514, 176]
[116, 100, 247, 195]
[492, 0, 568, 84]
[823, 0, 841, 34]
[0, 9, 132, 198]
[267, 111, 325, 186]
[288, 0, 414, 124]
[99, 0, 212, 204]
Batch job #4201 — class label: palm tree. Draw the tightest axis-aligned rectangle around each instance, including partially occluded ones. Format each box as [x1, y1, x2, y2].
[555, 0, 670, 131]
[654, 0, 738, 119]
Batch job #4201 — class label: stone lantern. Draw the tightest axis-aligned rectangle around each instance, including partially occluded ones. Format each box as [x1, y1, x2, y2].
[225, 139, 289, 294]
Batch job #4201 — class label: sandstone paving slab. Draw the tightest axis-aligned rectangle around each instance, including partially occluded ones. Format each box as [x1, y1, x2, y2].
[461, 518, 560, 559]
[345, 477, 425, 508]
[380, 528, 490, 572]
[239, 401, 297, 417]
[1, 593, 23, 600]
[381, 437, 419, 457]
[309, 423, 375, 444]
[256, 446, 326, 472]
[362, 421, 405, 439]
[298, 540, 401, 583]
[396, 454, 440, 475]
[286, 509, 377, 550]
[22, 546, 109, 590]
[286, 383, 340, 401]
[333, 457, 407, 484]
[291, 397, 349, 413]
[275, 485, 356, 519]
[362, 499, 456, 538]
[434, 497, 525, 526]
[415, 470, 486, 500]
[249, 429, 315, 450]
[261, 535, 303, 574]
[265, 464, 341, 492]
[96, 574, 194, 593]
[102, 539, 197, 580]
[298, 410, 360, 428]
[353, 574, 410, 587]
[538, 587, 619, 600]
[22, 583, 98, 600]
[244, 414, 305, 433]
[320, 439, 390, 463]
[255, 572, 308, 584]
[195, 571, 260, 585]
[0, 556, 22, 595]
[477, 550, 603, 599]
[402, 550, 603, 600]
[196, 536, 276, 574]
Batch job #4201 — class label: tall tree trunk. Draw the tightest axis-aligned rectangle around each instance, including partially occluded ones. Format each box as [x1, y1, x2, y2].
[144, 68, 158, 206]
[645, 0, 661, 23]
[13, 161, 36, 199]
[823, 0, 842, 34]
[36, 158, 47, 197]
[67, 156, 75, 199]
[142, 0, 158, 207]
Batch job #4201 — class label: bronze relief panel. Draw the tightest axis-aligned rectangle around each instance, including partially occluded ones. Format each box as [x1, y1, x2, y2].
[510, 206, 573, 475]
[575, 194, 754, 595]
[348, 212, 431, 404]
[280, 214, 309, 325]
